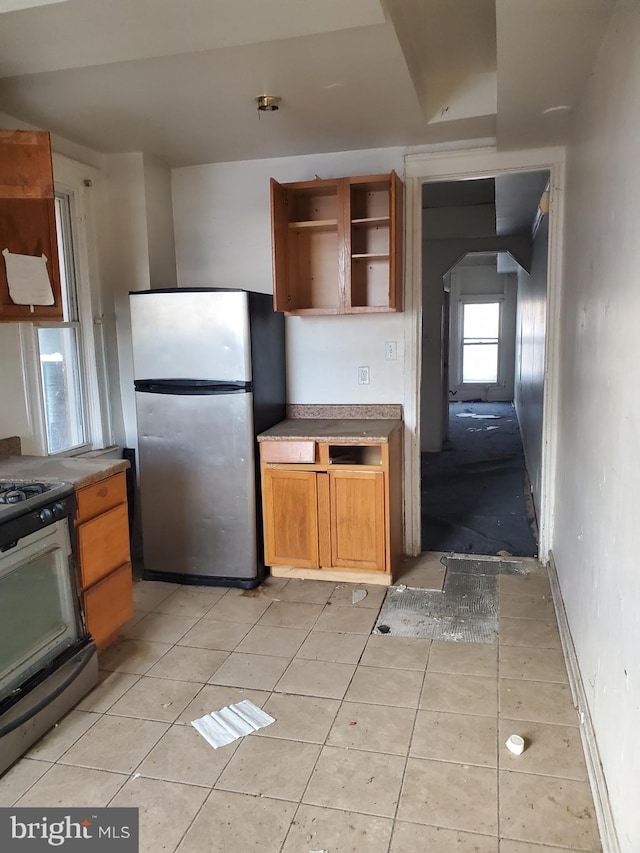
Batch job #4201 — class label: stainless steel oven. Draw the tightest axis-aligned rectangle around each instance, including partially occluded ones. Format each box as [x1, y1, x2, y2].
[0, 480, 98, 776]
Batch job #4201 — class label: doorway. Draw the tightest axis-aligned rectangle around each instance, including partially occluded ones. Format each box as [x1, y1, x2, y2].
[405, 152, 556, 559]
[422, 248, 539, 556]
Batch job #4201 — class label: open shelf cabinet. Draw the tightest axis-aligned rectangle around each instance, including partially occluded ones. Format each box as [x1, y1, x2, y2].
[270, 171, 403, 315]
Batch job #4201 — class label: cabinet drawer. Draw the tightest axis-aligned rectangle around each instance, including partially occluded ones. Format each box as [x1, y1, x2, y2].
[261, 441, 316, 464]
[76, 472, 127, 523]
[77, 503, 131, 588]
[83, 563, 133, 649]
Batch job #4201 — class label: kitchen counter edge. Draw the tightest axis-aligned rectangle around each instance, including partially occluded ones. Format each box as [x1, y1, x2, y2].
[257, 418, 402, 443]
[0, 455, 130, 491]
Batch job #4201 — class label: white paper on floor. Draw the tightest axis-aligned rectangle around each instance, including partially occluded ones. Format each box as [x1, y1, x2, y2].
[456, 412, 502, 419]
[191, 700, 275, 749]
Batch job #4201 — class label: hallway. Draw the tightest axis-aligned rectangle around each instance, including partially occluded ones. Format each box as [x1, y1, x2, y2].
[421, 402, 538, 557]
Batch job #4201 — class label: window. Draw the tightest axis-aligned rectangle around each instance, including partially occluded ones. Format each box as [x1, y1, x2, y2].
[36, 195, 87, 454]
[20, 156, 111, 456]
[461, 301, 501, 383]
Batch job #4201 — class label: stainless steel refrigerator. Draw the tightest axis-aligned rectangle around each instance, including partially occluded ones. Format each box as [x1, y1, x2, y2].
[129, 288, 286, 587]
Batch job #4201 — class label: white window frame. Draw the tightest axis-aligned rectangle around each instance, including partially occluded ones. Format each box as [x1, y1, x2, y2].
[457, 295, 505, 387]
[20, 154, 112, 456]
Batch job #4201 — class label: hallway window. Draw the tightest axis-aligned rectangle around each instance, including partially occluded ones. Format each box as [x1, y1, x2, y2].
[461, 301, 501, 383]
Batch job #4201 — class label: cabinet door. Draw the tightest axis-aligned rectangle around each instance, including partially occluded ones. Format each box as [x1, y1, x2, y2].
[262, 469, 319, 568]
[271, 178, 291, 312]
[328, 470, 385, 572]
[0, 130, 62, 321]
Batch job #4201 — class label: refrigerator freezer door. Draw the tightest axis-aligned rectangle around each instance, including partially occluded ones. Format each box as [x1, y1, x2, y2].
[130, 290, 252, 382]
[136, 389, 257, 581]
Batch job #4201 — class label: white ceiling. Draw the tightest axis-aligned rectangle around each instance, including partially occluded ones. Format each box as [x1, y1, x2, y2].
[0, 0, 615, 167]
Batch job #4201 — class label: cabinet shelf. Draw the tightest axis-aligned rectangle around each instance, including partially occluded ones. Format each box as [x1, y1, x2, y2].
[351, 216, 390, 227]
[288, 219, 338, 231]
[352, 253, 390, 261]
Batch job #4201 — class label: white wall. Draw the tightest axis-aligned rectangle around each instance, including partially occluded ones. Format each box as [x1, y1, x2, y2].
[554, 4, 640, 850]
[99, 152, 177, 450]
[514, 215, 548, 519]
[172, 147, 406, 405]
[143, 154, 178, 290]
[448, 261, 517, 402]
[99, 153, 150, 450]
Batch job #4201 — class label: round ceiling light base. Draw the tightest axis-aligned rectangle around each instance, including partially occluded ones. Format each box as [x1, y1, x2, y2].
[256, 95, 281, 112]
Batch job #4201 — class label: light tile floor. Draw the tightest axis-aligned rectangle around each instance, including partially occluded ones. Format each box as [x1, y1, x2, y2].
[0, 564, 603, 852]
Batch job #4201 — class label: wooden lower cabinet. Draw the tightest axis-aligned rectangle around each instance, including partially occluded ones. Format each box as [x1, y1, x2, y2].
[82, 563, 133, 649]
[74, 472, 133, 650]
[260, 435, 401, 584]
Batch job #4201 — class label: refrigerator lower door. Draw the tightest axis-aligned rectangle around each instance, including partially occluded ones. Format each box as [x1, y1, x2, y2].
[136, 390, 258, 584]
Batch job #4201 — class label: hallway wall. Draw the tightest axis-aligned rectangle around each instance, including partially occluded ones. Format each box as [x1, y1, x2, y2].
[514, 215, 548, 520]
[554, 3, 640, 849]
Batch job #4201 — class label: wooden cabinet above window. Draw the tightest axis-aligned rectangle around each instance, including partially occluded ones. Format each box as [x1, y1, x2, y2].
[0, 130, 63, 322]
[270, 171, 403, 316]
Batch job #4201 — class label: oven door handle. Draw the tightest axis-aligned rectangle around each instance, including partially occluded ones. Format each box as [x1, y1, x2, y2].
[0, 643, 95, 738]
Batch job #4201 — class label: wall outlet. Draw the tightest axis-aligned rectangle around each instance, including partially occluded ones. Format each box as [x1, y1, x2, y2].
[358, 365, 370, 385]
[385, 340, 397, 360]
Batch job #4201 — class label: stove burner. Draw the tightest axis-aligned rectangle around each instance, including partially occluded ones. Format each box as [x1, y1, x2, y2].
[0, 482, 50, 505]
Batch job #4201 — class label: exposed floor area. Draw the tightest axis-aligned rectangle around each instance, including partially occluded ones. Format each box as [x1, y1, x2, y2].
[374, 555, 540, 643]
[0, 562, 601, 852]
[422, 402, 538, 556]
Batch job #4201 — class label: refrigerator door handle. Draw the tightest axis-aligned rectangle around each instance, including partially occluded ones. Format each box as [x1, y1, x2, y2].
[134, 379, 252, 395]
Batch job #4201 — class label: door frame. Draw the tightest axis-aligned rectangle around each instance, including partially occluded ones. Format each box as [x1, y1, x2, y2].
[402, 145, 566, 563]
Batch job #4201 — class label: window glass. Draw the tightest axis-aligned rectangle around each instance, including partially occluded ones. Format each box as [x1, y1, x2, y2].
[462, 301, 500, 384]
[38, 326, 85, 453]
[37, 193, 87, 454]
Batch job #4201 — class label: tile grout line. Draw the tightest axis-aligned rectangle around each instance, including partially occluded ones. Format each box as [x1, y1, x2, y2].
[386, 634, 433, 852]
[275, 597, 385, 853]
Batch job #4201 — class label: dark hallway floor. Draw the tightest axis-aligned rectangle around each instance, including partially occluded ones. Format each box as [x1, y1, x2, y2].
[421, 402, 538, 557]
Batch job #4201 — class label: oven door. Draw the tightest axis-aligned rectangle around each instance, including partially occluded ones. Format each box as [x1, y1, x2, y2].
[0, 520, 82, 702]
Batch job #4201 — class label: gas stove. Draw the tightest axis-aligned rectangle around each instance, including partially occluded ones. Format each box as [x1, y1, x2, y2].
[0, 480, 76, 551]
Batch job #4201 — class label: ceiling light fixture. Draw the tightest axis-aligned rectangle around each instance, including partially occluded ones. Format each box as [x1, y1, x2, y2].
[256, 95, 281, 113]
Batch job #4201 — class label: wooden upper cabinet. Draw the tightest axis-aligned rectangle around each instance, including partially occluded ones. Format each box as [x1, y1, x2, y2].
[0, 130, 63, 322]
[270, 171, 403, 316]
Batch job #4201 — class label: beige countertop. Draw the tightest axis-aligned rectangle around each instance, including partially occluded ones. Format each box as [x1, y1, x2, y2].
[0, 455, 129, 490]
[257, 418, 402, 443]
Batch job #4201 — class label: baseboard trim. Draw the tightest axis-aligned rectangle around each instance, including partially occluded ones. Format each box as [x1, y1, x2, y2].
[269, 566, 392, 586]
[548, 551, 620, 853]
